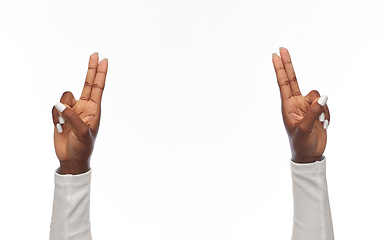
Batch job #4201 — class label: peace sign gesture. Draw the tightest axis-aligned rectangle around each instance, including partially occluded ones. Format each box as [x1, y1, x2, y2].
[52, 53, 108, 174]
[272, 47, 329, 163]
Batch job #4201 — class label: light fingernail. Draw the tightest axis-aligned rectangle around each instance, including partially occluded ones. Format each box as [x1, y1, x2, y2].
[319, 112, 325, 122]
[59, 116, 65, 124]
[55, 102, 66, 113]
[323, 119, 329, 129]
[56, 123, 63, 133]
[318, 95, 328, 107]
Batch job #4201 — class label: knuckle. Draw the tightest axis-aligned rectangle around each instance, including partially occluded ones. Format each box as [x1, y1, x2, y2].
[62, 91, 72, 96]
[66, 108, 76, 119]
[60, 91, 74, 102]
[84, 81, 93, 87]
[93, 83, 104, 90]
[310, 105, 323, 115]
[278, 77, 289, 87]
[295, 123, 308, 135]
[310, 90, 320, 96]
[79, 127, 90, 136]
[292, 91, 301, 97]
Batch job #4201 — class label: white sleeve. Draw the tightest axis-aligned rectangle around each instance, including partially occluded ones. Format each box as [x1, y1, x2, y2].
[49, 169, 92, 240]
[291, 158, 334, 240]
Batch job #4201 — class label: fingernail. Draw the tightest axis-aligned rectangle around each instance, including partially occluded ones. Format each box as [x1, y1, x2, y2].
[55, 102, 66, 113]
[103, 58, 108, 62]
[319, 112, 325, 122]
[323, 119, 329, 129]
[318, 95, 328, 107]
[94, 52, 99, 55]
[56, 123, 63, 133]
[59, 116, 65, 124]
[279, 46, 285, 50]
[272, 53, 278, 57]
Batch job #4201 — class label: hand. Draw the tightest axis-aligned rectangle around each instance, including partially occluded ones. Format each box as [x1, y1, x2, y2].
[272, 47, 330, 164]
[52, 53, 108, 174]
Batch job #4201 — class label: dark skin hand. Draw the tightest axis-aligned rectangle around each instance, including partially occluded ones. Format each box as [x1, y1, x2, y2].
[272, 47, 330, 164]
[52, 53, 108, 174]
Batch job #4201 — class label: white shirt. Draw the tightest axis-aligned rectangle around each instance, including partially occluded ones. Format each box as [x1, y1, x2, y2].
[291, 158, 334, 240]
[49, 169, 92, 240]
[49, 158, 334, 240]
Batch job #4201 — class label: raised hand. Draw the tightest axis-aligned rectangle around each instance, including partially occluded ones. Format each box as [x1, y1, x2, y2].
[272, 47, 329, 163]
[52, 53, 108, 174]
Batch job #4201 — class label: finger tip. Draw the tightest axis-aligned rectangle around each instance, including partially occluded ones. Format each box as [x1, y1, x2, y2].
[59, 116, 66, 124]
[319, 112, 325, 122]
[279, 47, 288, 54]
[55, 102, 67, 113]
[56, 123, 63, 133]
[318, 95, 328, 107]
[323, 119, 329, 129]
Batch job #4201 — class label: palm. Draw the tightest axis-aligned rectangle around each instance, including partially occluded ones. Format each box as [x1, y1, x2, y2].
[74, 100, 100, 130]
[283, 95, 326, 159]
[54, 100, 100, 162]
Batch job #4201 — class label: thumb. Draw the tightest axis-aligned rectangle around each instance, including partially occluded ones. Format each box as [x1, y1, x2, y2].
[296, 95, 328, 134]
[55, 102, 89, 135]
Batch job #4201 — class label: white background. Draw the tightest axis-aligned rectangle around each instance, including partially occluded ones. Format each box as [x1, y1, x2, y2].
[1, 0, 382, 239]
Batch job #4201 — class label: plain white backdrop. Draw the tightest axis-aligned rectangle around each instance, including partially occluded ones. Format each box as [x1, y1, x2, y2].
[1, 0, 382, 239]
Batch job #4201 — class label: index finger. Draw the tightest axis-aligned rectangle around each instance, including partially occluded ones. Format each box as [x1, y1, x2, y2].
[80, 53, 99, 101]
[272, 53, 291, 101]
[280, 47, 301, 97]
[90, 58, 108, 104]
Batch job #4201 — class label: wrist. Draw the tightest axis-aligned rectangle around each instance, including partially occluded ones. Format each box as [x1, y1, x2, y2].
[59, 160, 90, 175]
[292, 154, 324, 164]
